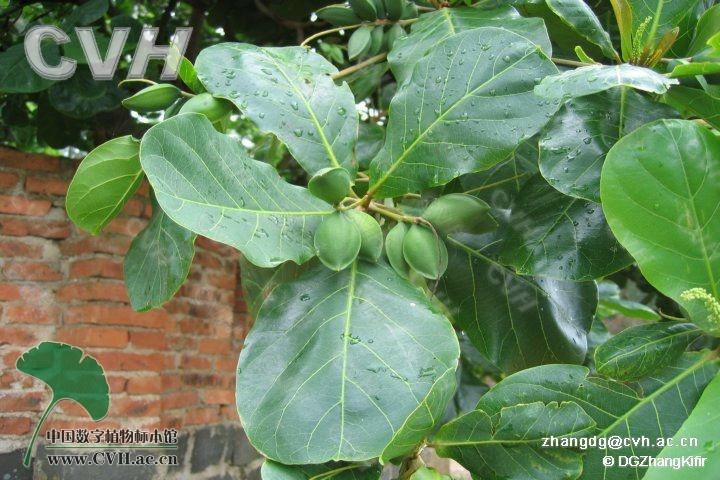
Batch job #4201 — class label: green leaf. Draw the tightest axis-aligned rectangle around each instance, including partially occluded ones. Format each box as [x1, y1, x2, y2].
[434, 401, 595, 480]
[66, 136, 143, 235]
[123, 197, 196, 312]
[0, 43, 59, 94]
[236, 261, 459, 464]
[546, 0, 618, 60]
[61, 0, 109, 27]
[48, 68, 124, 119]
[195, 44, 358, 175]
[140, 113, 333, 267]
[443, 237, 597, 373]
[239, 258, 312, 318]
[388, 6, 553, 86]
[597, 281, 660, 320]
[601, 119, 720, 334]
[627, 0, 701, 55]
[369, 27, 559, 198]
[498, 174, 633, 281]
[16, 341, 109, 466]
[663, 85, 720, 130]
[643, 371, 720, 480]
[355, 122, 384, 171]
[178, 57, 206, 94]
[687, 4, 720, 56]
[594, 322, 701, 381]
[535, 64, 678, 101]
[261, 459, 382, 480]
[477, 352, 719, 480]
[539, 88, 677, 202]
[670, 61, 720, 77]
[408, 467, 450, 480]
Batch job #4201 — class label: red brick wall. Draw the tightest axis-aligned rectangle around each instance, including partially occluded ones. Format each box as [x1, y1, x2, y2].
[0, 147, 248, 451]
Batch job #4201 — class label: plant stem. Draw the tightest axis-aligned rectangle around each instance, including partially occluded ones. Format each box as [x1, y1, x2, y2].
[368, 202, 417, 223]
[301, 18, 418, 47]
[552, 57, 595, 68]
[332, 53, 388, 80]
[24, 398, 58, 467]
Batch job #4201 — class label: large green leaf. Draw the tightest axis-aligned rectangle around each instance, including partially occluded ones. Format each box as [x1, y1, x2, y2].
[236, 260, 459, 464]
[369, 27, 559, 198]
[664, 85, 720, 130]
[388, 6, 552, 86]
[545, 0, 617, 59]
[433, 401, 595, 480]
[597, 281, 660, 321]
[16, 341, 109, 466]
[535, 64, 678, 101]
[477, 352, 719, 480]
[48, 68, 124, 119]
[687, 4, 720, 56]
[261, 459, 382, 480]
[628, 0, 701, 55]
[498, 174, 632, 281]
[643, 370, 720, 480]
[443, 237, 598, 373]
[195, 44, 357, 175]
[539, 88, 676, 202]
[0, 43, 59, 94]
[601, 120, 720, 334]
[140, 113, 333, 268]
[594, 322, 701, 381]
[123, 197, 196, 312]
[66, 136, 143, 235]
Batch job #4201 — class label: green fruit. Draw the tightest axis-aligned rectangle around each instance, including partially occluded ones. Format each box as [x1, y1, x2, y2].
[348, 26, 373, 60]
[385, 222, 410, 278]
[371, 0, 386, 18]
[384, 0, 404, 21]
[179, 93, 233, 123]
[385, 23, 406, 49]
[369, 26, 385, 56]
[423, 193, 497, 235]
[314, 212, 361, 271]
[349, 0, 378, 21]
[402, 224, 448, 280]
[308, 167, 352, 204]
[347, 210, 383, 262]
[121, 84, 181, 112]
[401, 1, 418, 19]
[316, 4, 361, 26]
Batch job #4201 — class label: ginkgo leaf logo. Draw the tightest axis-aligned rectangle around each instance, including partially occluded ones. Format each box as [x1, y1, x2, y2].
[16, 341, 110, 468]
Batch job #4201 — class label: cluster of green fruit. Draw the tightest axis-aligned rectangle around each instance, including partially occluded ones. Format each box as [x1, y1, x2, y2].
[121, 84, 233, 128]
[316, 0, 419, 60]
[308, 167, 495, 281]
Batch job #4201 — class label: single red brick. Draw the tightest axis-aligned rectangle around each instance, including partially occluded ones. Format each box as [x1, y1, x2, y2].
[0, 238, 44, 258]
[93, 352, 173, 372]
[0, 283, 21, 300]
[180, 355, 212, 370]
[65, 304, 170, 329]
[69, 258, 123, 279]
[126, 376, 162, 395]
[5, 304, 60, 324]
[3, 261, 62, 281]
[130, 331, 166, 350]
[0, 148, 60, 172]
[161, 391, 199, 410]
[0, 194, 52, 216]
[0, 391, 47, 412]
[0, 217, 71, 239]
[206, 272, 235, 291]
[0, 326, 37, 345]
[0, 172, 20, 189]
[56, 327, 129, 348]
[105, 217, 147, 236]
[25, 176, 69, 195]
[198, 338, 231, 354]
[106, 376, 128, 393]
[216, 358, 238, 372]
[113, 397, 161, 417]
[202, 389, 235, 405]
[0, 416, 31, 435]
[57, 282, 128, 302]
[183, 407, 220, 426]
